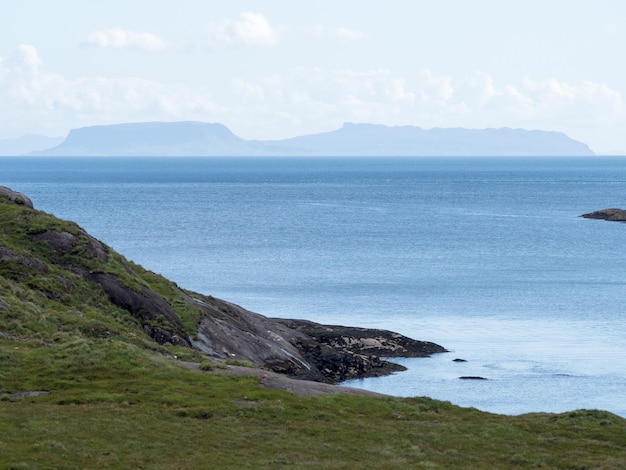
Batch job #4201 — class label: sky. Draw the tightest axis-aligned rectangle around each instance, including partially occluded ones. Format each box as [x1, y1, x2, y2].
[1, 1, 625, 153]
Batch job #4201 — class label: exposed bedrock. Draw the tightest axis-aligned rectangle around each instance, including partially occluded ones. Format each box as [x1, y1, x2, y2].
[187, 294, 447, 383]
[0, 186, 33, 208]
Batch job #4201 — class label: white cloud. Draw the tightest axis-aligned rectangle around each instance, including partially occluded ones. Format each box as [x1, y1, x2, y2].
[207, 12, 278, 47]
[226, 68, 419, 138]
[417, 70, 454, 103]
[0, 44, 624, 151]
[515, 76, 624, 125]
[0, 45, 221, 137]
[4, 45, 43, 76]
[225, 68, 624, 150]
[87, 27, 167, 51]
[402, 71, 624, 152]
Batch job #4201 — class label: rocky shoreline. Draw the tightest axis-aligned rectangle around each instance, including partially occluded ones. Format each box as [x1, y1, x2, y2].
[274, 319, 447, 382]
[189, 291, 447, 384]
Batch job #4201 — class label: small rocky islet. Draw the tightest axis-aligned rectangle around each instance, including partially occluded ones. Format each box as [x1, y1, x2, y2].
[580, 208, 626, 222]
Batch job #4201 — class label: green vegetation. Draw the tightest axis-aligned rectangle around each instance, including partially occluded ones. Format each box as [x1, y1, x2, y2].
[224, 358, 259, 368]
[199, 359, 227, 371]
[1, 194, 626, 469]
[3, 339, 625, 469]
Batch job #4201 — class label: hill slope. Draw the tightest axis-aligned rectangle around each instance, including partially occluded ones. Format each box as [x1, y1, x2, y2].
[0, 186, 444, 384]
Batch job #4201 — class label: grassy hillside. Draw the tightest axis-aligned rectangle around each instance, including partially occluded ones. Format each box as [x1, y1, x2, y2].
[1, 190, 625, 469]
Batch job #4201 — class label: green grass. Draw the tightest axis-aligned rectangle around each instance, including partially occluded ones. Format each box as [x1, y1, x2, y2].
[2, 338, 625, 469]
[0, 200, 202, 339]
[224, 358, 258, 368]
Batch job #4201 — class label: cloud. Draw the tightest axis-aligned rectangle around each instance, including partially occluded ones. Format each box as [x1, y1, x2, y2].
[516, 76, 624, 124]
[226, 68, 419, 138]
[225, 67, 624, 148]
[2, 45, 43, 76]
[87, 27, 167, 51]
[0, 45, 221, 137]
[0, 44, 623, 151]
[207, 12, 278, 47]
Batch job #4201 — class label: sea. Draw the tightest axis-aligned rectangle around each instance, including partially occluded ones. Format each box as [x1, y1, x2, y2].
[2, 156, 625, 417]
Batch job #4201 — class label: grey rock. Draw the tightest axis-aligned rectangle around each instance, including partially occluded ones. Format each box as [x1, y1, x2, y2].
[188, 295, 448, 383]
[89, 272, 191, 347]
[0, 186, 33, 208]
[0, 246, 49, 274]
[30, 230, 108, 262]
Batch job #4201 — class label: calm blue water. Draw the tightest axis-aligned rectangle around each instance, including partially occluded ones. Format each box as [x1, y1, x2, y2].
[2, 156, 626, 416]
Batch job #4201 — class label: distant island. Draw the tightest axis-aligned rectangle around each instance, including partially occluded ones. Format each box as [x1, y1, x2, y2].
[20, 121, 595, 157]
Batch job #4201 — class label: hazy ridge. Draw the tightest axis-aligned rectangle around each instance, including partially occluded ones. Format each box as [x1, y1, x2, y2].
[25, 121, 595, 156]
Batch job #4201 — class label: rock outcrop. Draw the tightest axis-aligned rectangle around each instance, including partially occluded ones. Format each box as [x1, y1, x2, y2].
[187, 294, 447, 383]
[273, 319, 447, 383]
[0, 186, 33, 208]
[276, 319, 446, 358]
[581, 208, 626, 222]
[89, 272, 192, 347]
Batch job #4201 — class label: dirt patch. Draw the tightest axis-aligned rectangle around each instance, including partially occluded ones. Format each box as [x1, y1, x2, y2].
[179, 361, 387, 398]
